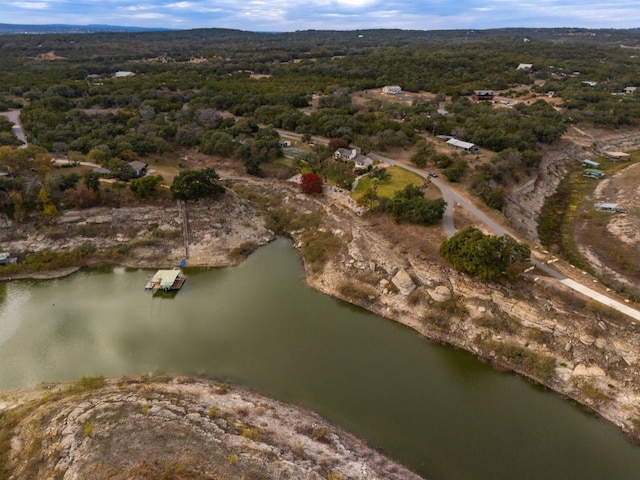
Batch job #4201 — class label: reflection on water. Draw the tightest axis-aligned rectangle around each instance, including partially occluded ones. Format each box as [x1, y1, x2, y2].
[1, 237, 639, 480]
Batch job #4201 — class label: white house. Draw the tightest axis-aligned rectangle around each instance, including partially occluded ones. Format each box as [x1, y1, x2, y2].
[517, 63, 533, 71]
[333, 148, 372, 169]
[115, 71, 135, 78]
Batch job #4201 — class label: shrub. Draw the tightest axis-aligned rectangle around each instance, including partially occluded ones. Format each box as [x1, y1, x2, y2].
[241, 425, 259, 441]
[434, 295, 466, 315]
[73, 376, 106, 392]
[575, 380, 611, 404]
[171, 168, 225, 200]
[229, 241, 258, 262]
[384, 184, 446, 225]
[300, 172, 323, 194]
[337, 281, 375, 302]
[486, 341, 556, 380]
[83, 419, 94, 437]
[474, 315, 519, 335]
[439, 227, 530, 280]
[300, 229, 342, 273]
[443, 159, 468, 182]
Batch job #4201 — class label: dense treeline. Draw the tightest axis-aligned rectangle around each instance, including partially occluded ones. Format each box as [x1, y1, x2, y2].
[2, 28, 637, 157]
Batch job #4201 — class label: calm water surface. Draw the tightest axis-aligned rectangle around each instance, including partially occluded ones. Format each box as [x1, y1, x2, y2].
[1, 237, 639, 480]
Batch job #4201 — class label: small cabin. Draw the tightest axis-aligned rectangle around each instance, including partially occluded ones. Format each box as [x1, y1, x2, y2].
[582, 159, 600, 169]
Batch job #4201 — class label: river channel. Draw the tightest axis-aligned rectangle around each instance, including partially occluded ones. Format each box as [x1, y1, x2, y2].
[1, 237, 639, 479]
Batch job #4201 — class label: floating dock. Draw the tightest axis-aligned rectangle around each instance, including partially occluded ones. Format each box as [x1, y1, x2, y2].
[145, 269, 186, 292]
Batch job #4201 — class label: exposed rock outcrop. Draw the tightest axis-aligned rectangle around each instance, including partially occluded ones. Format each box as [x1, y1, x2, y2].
[1, 377, 422, 480]
[391, 268, 416, 295]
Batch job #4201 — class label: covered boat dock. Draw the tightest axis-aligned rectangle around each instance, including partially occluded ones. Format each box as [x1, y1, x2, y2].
[145, 269, 186, 291]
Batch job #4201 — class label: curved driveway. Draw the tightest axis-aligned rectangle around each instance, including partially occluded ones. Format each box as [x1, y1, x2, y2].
[368, 152, 640, 321]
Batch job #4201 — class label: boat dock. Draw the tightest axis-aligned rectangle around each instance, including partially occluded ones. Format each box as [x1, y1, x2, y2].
[145, 269, 186, 292]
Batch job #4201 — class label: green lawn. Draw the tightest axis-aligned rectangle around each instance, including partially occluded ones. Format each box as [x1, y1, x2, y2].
[351, 166, 425, 201]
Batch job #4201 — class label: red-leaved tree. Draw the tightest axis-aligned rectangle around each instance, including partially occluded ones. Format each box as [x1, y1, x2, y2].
[300, 172, 323, 194]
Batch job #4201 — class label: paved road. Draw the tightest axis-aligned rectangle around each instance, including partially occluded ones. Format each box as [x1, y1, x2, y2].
[0, 109, 27, 146]
[368, 152, 640, 322]
[52, 159, 101, 168]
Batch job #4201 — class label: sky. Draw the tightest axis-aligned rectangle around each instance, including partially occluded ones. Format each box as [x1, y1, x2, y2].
[1, 0, 639, 32]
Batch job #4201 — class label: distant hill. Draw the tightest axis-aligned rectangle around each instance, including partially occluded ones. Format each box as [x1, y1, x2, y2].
[0, 23, 173, 35]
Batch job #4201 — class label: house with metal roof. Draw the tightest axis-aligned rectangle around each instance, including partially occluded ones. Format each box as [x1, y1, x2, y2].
[446, 138, 479, 154]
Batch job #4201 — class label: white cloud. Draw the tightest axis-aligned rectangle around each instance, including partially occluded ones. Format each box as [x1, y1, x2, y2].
[10, 1, 49, 9]
[334, 0, 379, 7]
[124, 5, 155, 11]
[166, 1, 193, 8]
[130, 12, 168, 19]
